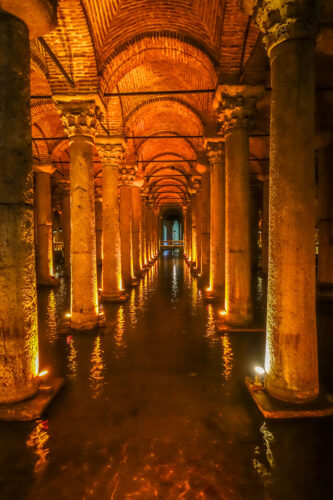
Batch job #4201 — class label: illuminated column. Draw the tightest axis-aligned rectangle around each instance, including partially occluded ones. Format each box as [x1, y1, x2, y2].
[95, 191, 102, 267]
[206, 141, 225, 298]
[141, 194, 148, 266]
[259, 165, 269, 274]
[215, 86, 262, 324]
[201, 170, 211, 284]
[0, 4, 56, 403]
[194, 181, 202, 273]
[58, 100, 100, 330]
[183, 207, 187, 255]
[120, 166, 135, 288]
[191, 195, 197, 267]
[186, 205, 192, 262]
[317, 147, 333, 295]
[131, 185, 142, 276]
[34, 162, 58, 286]
[96, 138, 126, 300]
[60, 181, 71, 276]
[254, 0, 320, 402]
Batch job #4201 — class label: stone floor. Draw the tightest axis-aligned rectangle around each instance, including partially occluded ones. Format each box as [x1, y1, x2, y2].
[0, 252, 333, 499]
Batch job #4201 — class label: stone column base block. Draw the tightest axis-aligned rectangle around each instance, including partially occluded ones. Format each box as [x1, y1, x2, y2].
[245, 377, 333, 419]
[225, 310, 253, 328]
[317, 283, 333, 301]
[101, 292, 129, 303]
[38, 276, 60, 287]
[216, 322, 265, 333]
[0, 377, 64, 421]
[70, 311, 99, 331]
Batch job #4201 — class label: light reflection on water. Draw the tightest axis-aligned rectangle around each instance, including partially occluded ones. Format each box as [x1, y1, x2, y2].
[46, 290, 57, 344]
[89, 336, 106, 398]
[66, 335, 78, 381]
[5, 254, 331, 500]
[26, 419, 50, 474]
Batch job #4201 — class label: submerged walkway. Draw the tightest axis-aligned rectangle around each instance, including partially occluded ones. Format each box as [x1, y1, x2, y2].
[1, 253, 333, 499]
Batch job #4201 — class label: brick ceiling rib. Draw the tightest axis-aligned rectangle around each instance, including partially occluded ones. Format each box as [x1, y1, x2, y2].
[82, 0, 223, 71]
[42, 0, 99, 93]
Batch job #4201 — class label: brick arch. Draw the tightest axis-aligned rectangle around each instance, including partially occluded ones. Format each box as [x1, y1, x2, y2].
[101, 33, 217, 94]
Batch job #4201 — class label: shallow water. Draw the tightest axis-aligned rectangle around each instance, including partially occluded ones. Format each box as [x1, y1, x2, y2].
[1, 252, 333, 500]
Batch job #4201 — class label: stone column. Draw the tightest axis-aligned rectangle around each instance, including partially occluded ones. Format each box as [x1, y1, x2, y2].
[131, 185, 142, 276]
[119, 166, 136, 288]
[258, 165, 269, 274]
[183, 207, 188, 256]
[191, 196, 198, 268]
[58, 100, 101, 330]
[215, 85, 262, 324]
[186, 205, 192, 262]
[254, 0, 320, 402]
[60, 181, 71, 276]
[317, 147, 333, 295]
[96, 138, 127, 301]
[0, 3, 56, 403]
[141, 195, 148, 267]
[194, 181, 202, 273]
[201, 171, 211, 285]
[206, 141, 225, 298]
[34, 162, 59, 286]
[95, 192, 102, 267]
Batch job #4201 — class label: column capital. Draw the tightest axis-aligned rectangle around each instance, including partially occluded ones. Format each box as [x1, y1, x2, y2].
[213, 85, 263, 135]
[252, 0, 321, 56]
[59, 179, 70, 195]
[205, 139, 225, 164]
[96, 137, 125, 168]
[55, 98, 104, 141]
[33, 161, 55, 175]
[119, 165, 137, 186]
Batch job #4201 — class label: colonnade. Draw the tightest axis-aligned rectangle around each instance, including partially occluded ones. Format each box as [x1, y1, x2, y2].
[0, 0, 332, 411]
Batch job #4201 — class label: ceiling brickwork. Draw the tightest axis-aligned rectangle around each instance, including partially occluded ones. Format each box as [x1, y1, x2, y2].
[29, 0, 333, 211]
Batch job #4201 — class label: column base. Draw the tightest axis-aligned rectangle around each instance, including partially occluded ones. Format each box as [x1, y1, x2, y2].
[70, 314, 99, 331]
[245, 377, 333, 419]
[223, 310, 253, 328]
[101, 291, 129, 303]
[38, 276, 60, 287]
[0, 377, 64, 421]
[203, 289, 221, 302]
[129, 279, 139, 287]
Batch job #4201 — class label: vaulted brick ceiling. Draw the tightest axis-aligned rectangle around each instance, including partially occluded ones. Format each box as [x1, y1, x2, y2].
[30, 0, 333, 210]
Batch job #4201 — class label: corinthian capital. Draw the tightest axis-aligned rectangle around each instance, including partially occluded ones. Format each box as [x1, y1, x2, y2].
[96, 136, 125, 168]
[213, 85, 263, 135]
[56, 99, 103, 139]
[205, 140, 225, 165]
[253, 0, 321, 55]
[119, 164, 137, 186]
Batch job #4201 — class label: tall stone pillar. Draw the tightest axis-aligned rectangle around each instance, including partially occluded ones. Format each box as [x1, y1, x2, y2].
[194, 181, 202, 273]
[58, 100, 101, 330]
[206, 141, 225, 298]
[119, 166, 135, 288]
[131, 185, 142, 276]
[317, 147, 333, 295]
[141, 195, 148, 266]
[183, 207, 188, 256]
[253, 0, 320, 402]
[0, 4, 56, 403]
[95, 192, 102, 267]
[60, 180, 71, 276]
[201, 171, 211, 285]
[215, 85, 262, 324]
[34, 162, 58, 286]
[96, 138, 126, 300]
[258, 165, 269, 274]
[186, 205, 192, 262]
[191, 196, 198, 268]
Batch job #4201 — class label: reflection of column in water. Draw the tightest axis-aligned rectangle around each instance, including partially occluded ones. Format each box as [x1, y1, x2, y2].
[171, 264, 178, 299]
[115, 306, 127, 357]
[66, 335, 78, 381]
[129, 288, 137, 326]
[46, 290, 57, 344]
[191, 276, 198, 314]
[205, 304, 218, 344]
[252, 422, 275, 485]
[138, 279, 144, 310]
[89, 336, 106, 399]
[220, 333, 233, 382]
[26, 419, 50, 473]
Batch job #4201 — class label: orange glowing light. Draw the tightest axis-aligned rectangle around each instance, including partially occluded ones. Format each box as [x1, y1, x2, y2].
[205, 287, 212, 292]
[219, 310, 226, 316]
[38, 370, 48, 377]
[65, 312, 71, 318]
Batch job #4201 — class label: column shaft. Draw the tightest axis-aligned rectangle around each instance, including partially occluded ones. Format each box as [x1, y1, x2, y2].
[265, 38, 318, 402]
[225, 128, 252, 324]
[95, 198, 102, 266]
[201, 171, 211, 284]
[317, 148, 333, 287]
[120, 184, 133, 287]
[35, 170, 55, 284]
[61, 186, 71, 276]
[131, 186, 142, 276]
[69, 136, 98, 330]
[262, 177, 269, 274]
[101, 163, 123, 298]
[0, 13, 38, 403]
